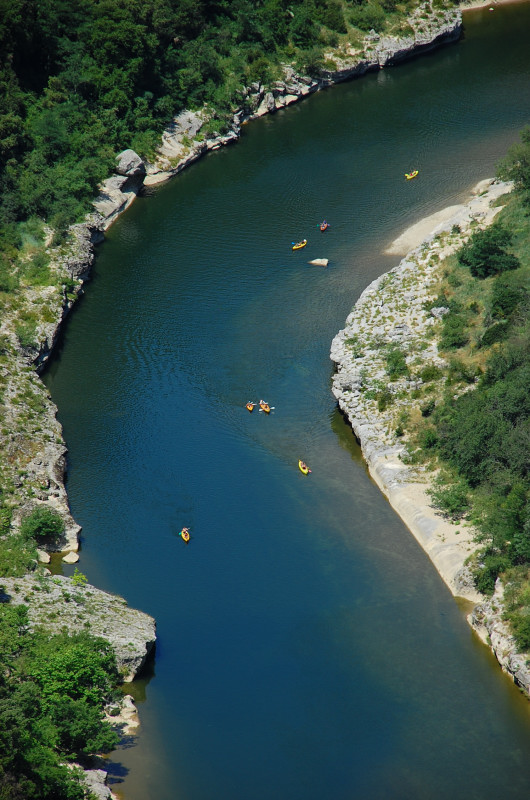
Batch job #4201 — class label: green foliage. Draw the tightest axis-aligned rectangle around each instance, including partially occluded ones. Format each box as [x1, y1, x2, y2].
[479, 321, 509, 348]
[385, 346, 409, 380]
[420, 398, 435, 417]
[474, 552, 511, 595]
[498, 126, 530, 204]
[14, 321, 37, 350]
[0, 534, 37, 578]
[418, 363, 442, 382]
[349, 3, 387, 32]
[26, 631, 119, 708]
[458, 222, 520, 279]
[0, 609, 120, 797]
[429, 475, 470, 519]
[377, 389, 393, 412]
[19, 507, 65, 544]
[71, 568, 88, 588]
[440, 313, 469, 350]
[490, 275, 526, 319]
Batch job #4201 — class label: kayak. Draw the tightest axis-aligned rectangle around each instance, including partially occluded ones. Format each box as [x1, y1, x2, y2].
[319, 221, 329, 232]
[259, 401, 271, 414]
[246, 402, 255, 412]
[405, 170, 419, 180]
[179, 528, 190, 542]
[292, 239, 307, 250]
[298, 460, 311, 474]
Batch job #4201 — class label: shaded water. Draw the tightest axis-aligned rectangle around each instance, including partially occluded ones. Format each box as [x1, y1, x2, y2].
[44, 5, 530, 799]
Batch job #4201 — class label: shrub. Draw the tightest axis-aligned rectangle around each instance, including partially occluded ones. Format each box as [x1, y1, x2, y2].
[419, 427, 438, 449]
[420, 398, 435, 417]
[419, 363, 442, 382]
[480, 321, 509, 348]
[440, 315, 469, 350]
[474, 553, 511, 595]
[429, 478, 470, 519]
[458, 222, 520, 279]
[377, 389, 393, 412]
[20, 506, 65, 543]
[385, 346, 409, 380]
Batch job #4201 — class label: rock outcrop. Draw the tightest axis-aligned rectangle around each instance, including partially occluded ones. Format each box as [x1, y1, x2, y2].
[330, 178, 530, 695]
[0, 574, 156, 681]
[469, 580, 530, 695]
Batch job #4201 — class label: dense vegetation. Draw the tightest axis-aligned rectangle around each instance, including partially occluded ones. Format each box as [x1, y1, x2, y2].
[0, 0, 432, 242]
[0, 602, 119, 799]
[408, 128, 530, 647]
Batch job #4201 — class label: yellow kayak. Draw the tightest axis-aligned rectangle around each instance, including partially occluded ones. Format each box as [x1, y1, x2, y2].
[405, 170, 419, 180]
[298, 460, 311, 474]
[292, 239, 307, 250]
[179, 528, 190, 542]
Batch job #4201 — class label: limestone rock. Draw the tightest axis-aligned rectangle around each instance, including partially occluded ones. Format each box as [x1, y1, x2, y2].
[62, 551, 79, 563]
[308, 258, 329, 267]
[80, 769, 113, 800]
[1, 574, 156, 681]
[115, 149, 146, 178]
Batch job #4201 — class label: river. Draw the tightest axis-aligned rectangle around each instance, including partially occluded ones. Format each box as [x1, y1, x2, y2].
[44, 5, 530, 799]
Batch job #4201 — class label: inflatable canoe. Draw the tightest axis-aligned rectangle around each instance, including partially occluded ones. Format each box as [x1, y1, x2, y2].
[292, 239, 307, 250]
[259, 401, 271, 414]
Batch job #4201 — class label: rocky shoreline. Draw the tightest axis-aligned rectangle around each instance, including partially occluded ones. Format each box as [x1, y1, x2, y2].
[330, 178, 530, 697]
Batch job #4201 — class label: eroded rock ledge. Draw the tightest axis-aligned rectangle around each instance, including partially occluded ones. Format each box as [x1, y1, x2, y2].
[330, 178, 530, 696]
[0, 574, 155, 681]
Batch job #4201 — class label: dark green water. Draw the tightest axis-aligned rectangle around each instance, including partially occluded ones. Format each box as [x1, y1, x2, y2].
[44, 6, 530, 799]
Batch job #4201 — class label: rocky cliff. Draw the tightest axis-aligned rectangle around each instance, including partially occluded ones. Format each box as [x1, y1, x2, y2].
[330, 178, 530, 696]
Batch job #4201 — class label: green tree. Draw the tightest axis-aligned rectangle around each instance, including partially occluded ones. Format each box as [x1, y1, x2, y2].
[19, 507, 65, 543]
[458, 222, 520, 279]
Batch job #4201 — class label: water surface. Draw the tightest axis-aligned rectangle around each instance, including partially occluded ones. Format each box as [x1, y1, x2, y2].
[45, 5, 530, 799]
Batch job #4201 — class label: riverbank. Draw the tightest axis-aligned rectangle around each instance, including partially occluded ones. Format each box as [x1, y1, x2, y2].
[330, 178, 530, 695]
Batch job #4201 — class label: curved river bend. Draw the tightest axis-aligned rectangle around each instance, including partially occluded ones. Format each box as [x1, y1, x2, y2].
[45, 6, 530, 799]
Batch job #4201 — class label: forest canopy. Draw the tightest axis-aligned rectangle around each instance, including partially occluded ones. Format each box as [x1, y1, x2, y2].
[0, 0, 417, 238]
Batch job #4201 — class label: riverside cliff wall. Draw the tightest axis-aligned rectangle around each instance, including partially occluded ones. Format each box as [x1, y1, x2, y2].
[330, 178, 530, 697]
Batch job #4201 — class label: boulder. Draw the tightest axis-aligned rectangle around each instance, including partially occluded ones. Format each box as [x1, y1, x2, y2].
[115, 149, 146, 178]
[308, 258, 328, 267]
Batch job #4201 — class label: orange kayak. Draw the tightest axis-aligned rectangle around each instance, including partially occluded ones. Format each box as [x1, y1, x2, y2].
[246, 402, 255, 412]
[260, 402, 270, 414]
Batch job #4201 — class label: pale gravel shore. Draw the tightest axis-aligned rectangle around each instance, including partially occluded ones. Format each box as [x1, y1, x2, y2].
[332, 178, 512, 602]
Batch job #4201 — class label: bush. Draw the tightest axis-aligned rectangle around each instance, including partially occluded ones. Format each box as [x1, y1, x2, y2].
[419, 427, 438, 449]
[419, 363, 442, 382]
[377, 389, 393, 412]
[429, 478, 470, 519]
[480, 321, 509, 348]
[20, 506, 65, 543]
[350, 3, 387, 32]
[440, 314, 469, 350]
[420, 398, 435, 417]
[474, 553, 511, 595]
[385, 346, 409, 380]
[458, 222, 520, 279]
